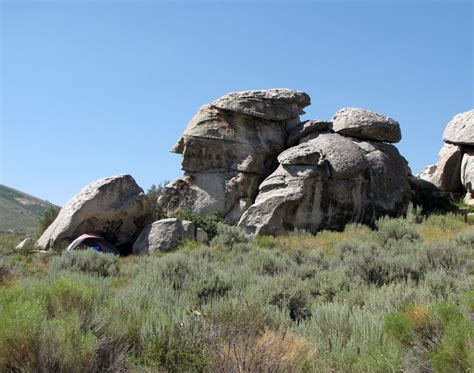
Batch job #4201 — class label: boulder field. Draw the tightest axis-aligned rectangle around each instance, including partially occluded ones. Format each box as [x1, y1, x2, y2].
[35, 89, 473, 253]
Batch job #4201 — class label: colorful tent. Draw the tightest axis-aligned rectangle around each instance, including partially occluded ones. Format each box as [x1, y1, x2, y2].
[66, 233, 120, 255]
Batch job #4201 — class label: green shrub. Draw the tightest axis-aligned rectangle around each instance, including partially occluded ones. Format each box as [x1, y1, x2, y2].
[422, 241, 470, 274]
[51, 250, 119, 277]
[0, 287, 46, 371]
[40, 311, 98, 372]
[211, 223, 249, 250]
[173, 210, 222, 239]
[376, 217, 420, 245]
[146, 181, 169, 220]
[247, 249, 294, 276]
[455, 231, 474, 247]
[141, 316, 211, 371]
[336, 241, 424, 286]
[160, 252, 194, 290]
[424, 213, 465, 230]
[0, 257, 16, 283]
[195, 274, 232, 304]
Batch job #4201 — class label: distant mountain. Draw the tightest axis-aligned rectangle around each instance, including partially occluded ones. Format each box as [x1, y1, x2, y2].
[0, 184, 58, 233]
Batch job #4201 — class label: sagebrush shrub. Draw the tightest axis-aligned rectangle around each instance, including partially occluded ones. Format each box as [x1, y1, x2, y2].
[211, 223, 249, 250]
[0, 257, 16, 283]
[51, 250, 118, 277]
[376, 217, 420, 245]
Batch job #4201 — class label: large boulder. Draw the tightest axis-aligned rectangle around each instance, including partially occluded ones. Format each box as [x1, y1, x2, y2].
[443, 109, 474, 145]
[417, 143, 463, 192]
[170, 104, 289, 175]
[37, 175, 153, 249]
[211, 89, 310, 121]
[159, 89, 310, 224]
[238, 133, 411, 235]
[132, 218, 186, 254]
[332, 108, 401, 143]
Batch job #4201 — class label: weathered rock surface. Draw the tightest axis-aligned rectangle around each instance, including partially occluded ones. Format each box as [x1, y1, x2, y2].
[132, 218, 185, 254]
[211, 89, 311, 121]
[160, 90, 309, 224]
[37, 175, 153, 249]
[287, 120, 333, 147]
[461, 150, 474, 192]
[417, 143, 463, 192]
[238, 133, 411, 235]
[158, 172, 262, 223]
[170, 104, 288, 174]
[443, 109, 474, 145]
[182, 220, 196, 240]
[332, 108, 401, 143]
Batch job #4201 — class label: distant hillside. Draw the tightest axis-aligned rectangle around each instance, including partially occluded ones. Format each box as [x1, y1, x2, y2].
[0, 184, 58, 233]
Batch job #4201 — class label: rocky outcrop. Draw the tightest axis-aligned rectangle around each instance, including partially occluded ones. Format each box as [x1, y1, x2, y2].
[443, 109, 474, 146]
[160, 90, 413, 236]
[419, 109, 474, 203]
[159, 89, 311, 224]
[417, 144, 463, 192]
[332, 108, 401, 143]
[37, 175, 153, 250]
[238, 133, 410, 235]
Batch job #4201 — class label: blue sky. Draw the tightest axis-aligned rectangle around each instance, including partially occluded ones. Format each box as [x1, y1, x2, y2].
[1, 0, 472, 205]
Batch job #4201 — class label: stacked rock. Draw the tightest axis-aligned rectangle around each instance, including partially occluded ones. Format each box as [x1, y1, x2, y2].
[418, 110, 474, 205]
[161, 91, 412, 236]
[158, 89, 311, 225]
[238, 108, 410, 235]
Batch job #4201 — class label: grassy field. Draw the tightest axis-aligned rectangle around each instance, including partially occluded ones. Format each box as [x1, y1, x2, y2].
[0, 211, 472, 372]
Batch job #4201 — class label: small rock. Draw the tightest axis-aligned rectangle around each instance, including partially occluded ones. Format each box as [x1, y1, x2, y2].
[16, 237, 35, 250]
[332, 108, 401, 143]
[196, 228, 209, 244]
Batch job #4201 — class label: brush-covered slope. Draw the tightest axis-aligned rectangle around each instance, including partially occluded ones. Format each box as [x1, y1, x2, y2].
[0, 184, 57, 233]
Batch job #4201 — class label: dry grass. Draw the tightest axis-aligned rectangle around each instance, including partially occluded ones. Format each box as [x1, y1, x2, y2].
[214, 329, 318, 372]
[416, 215, 473, 242]
[404, 304, 431, 330]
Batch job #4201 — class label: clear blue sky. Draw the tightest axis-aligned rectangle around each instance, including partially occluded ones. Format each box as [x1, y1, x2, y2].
[1, 0, 473, 206]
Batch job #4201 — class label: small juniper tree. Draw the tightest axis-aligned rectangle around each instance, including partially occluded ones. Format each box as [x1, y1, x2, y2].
[38, 205, 60, 236]
[146, 181, 170, 220]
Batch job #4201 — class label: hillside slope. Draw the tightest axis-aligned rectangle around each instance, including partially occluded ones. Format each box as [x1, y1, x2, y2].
[0, 184, 57, 233]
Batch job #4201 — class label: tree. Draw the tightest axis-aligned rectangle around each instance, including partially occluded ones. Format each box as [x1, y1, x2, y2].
[146, 181, 170, 220]
[37, 205, 60, 236]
